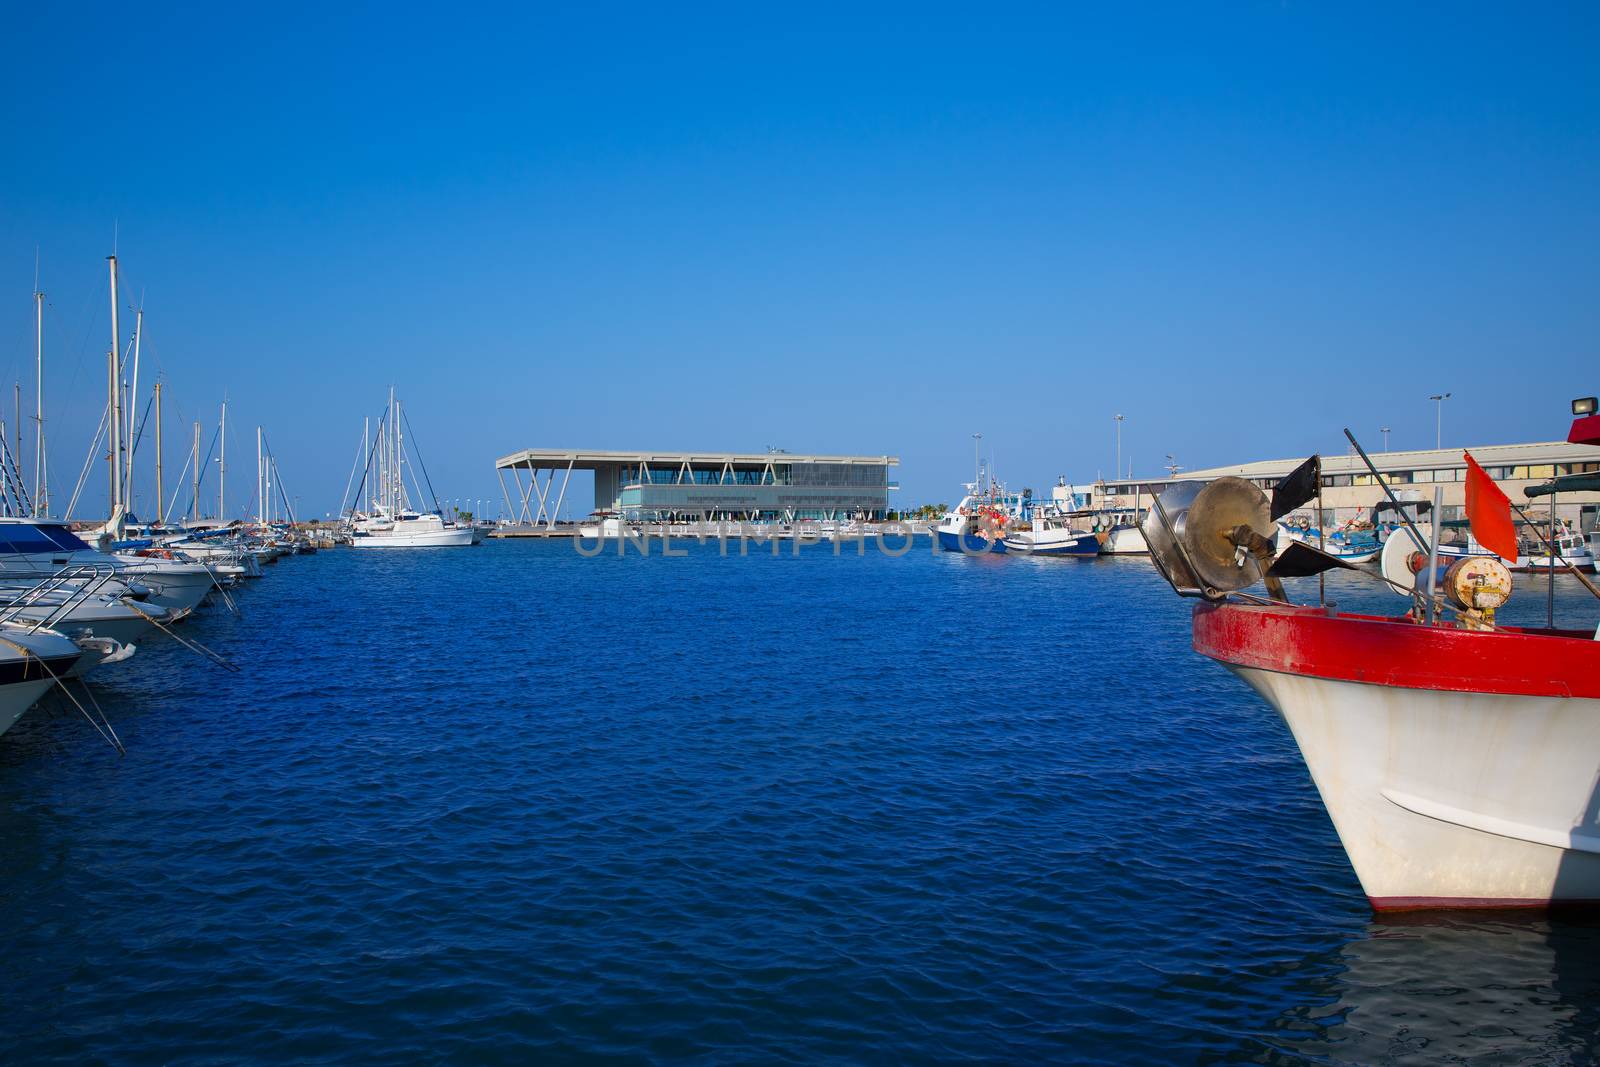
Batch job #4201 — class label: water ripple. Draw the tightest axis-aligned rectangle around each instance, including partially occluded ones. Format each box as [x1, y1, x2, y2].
[0, 544, 1597, 1062]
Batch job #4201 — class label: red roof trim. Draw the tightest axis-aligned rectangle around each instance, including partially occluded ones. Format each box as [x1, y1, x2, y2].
[1192, 601, 1600, 699]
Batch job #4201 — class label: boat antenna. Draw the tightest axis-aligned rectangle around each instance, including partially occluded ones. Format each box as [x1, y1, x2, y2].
[1342, 429, 1429, 555]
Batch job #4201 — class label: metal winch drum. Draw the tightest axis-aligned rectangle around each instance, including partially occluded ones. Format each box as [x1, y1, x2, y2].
[1142, 476, 1276, 598]
[1378, 523, 1513, 617]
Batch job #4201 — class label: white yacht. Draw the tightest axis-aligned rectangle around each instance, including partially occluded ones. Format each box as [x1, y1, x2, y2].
[345, 389, 474, 549]
[351, 505, 474, 548]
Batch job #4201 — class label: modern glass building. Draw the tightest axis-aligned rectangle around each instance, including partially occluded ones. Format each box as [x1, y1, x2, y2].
[495, 450, 900, 525]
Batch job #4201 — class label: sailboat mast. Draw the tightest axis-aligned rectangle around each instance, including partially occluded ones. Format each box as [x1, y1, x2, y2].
[362, 416, 370, 514]
[218, 399, 227, 519]
[107, 255, 121, 518]
[382, 388, 392, 511]
[32, 285, 43, 517]
[396, 399, 405, 512]
[154, 382, 163, 522]
[125, 309, 141, 516]
[192, 421, 200, 523]
[256, 425, 263, 526]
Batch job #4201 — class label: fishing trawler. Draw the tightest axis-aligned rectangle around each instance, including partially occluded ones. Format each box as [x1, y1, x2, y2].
[936, 493, 1018, 553]
[1142, 399, 1600, 910]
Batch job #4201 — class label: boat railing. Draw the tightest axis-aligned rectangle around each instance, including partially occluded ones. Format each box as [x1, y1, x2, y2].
[0, 562, 125, 634]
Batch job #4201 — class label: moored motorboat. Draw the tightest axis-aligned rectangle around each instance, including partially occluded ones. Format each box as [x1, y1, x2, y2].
[1001, 512, 1101, 556]
[1511, 525, 1596, 574]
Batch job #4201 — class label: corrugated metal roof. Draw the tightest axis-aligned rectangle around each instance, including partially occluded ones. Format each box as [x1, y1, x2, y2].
[1177, 440, 1592, 481]
[497, 449, 899, 470]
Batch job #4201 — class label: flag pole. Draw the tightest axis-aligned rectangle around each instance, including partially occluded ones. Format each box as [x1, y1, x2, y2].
[1316, 475, 1325, 607]
[1548, 489, 1556, 629]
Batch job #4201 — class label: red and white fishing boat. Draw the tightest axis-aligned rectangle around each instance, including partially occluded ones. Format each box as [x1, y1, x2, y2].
[1145, 399, 1600, 911]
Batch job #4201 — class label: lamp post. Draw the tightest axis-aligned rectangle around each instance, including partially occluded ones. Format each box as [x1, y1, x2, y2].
[1381, 426, 1391, 451]
[1165, 453, 1181, 478]
[1114, 414, 1125, 482]
[1428, 393, 1451, 450]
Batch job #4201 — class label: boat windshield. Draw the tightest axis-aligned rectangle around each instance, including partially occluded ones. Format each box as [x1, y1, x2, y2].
[0, 523, 92, 554]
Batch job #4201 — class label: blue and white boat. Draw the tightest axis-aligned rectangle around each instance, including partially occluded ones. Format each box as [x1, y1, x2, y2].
[935, 492, 1015, 554]
[1277, 524, 1381, 564]
[1002, 511, 1102, 556]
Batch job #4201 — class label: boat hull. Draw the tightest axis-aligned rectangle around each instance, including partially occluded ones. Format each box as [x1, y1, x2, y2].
[1101, 525, 1149, 555]
[351, 527, 474, 548]
[936, 529, 1007, 554]
[0, 633, 82, 738]
[1194, 602, 1600, 910]
[114, 563, 215, 615]
[0, 678, 59, 738]
[1513, 555, 1597, 574]
[1000, 532, 1100, 556]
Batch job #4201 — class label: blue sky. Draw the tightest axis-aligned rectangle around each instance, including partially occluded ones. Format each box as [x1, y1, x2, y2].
[1, 3, 1596, 518]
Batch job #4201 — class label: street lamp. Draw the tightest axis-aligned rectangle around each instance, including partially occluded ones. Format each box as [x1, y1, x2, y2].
[1381, 426, 1391, 451]
[1165, 453, 1181, 478]
[1428, 393, 1451, 450]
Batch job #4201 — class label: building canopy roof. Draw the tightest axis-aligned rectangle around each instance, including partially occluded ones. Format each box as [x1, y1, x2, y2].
[497, 449, 899, 470]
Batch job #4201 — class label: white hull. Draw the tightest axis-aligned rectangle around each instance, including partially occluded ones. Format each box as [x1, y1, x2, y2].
[112, 562, 215, 614]
[351, 526, 474, 548]
[1101, 525, 1148, 554]
[1513, 551, 1596, 574]
[0, 678, 56, 738]
[1231, 664, 1600, 907]
[0, 627, 83, 738]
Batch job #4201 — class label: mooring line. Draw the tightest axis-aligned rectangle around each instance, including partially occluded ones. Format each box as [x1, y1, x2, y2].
[122, 599, 240, 673]
[0, 634, 124, 755]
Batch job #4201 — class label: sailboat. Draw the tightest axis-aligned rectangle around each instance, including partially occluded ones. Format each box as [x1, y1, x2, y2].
[348, 389, 473, 549]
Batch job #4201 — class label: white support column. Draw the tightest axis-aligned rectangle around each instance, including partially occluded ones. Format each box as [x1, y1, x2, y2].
[496, 466, 514, 521]
[548, 458, 574, 530]
[509, 464, 531, 524]
[531, 468, 554, 525]
[516, 466, 539, 525]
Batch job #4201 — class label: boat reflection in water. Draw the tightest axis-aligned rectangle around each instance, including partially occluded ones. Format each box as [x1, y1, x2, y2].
[1240, 914, 1600, 1063]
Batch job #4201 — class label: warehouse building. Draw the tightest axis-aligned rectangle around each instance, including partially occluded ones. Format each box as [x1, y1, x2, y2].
[1089, 440, 1600, 528]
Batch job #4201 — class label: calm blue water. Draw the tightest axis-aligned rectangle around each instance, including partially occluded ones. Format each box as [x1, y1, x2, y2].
[2, 540, 1598, 1064]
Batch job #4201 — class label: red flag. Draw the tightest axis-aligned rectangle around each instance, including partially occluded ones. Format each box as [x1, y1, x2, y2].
[1463, 452, 1519, 564]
